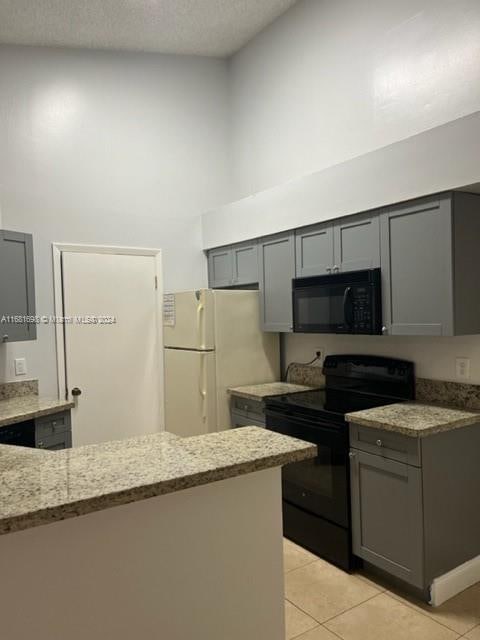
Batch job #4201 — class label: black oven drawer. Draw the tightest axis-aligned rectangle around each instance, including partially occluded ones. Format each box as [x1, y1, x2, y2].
[266, 409, 349, 528]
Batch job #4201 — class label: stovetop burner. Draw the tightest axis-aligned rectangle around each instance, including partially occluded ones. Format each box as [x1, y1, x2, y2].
[266, 387, 404, 422]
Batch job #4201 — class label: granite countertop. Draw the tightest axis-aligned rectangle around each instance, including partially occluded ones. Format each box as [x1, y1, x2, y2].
[0, 395, 75, 428]
[346, 402, 480, 438]
[0, 427, 315, 536]
[228, 382, 317, 400]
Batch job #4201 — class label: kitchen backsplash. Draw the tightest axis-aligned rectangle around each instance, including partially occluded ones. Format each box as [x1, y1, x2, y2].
[416, 378, 480, 411]
[287, 364, 325, 387]
[0, 380, 38, 401]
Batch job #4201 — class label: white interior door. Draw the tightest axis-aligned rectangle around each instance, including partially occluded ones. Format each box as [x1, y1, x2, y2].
[164, 348, 216, 437]
[62, 251, 162, 446]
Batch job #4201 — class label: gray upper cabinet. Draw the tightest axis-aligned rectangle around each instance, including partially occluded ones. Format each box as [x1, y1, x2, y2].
[380, 192, 480, 336]
[232, 241, 258, 285]
[295, 223, 334, 277]
[295, 213, 379, 278]
[380, 197, 452, 336]
[208, 247, 233, 288]
[0, 230, 36, 342]
[258, 231, 295, 332]
[350, 449, 424, 588]
[208, 241, 258, 288]
[334, 213, 380, 271]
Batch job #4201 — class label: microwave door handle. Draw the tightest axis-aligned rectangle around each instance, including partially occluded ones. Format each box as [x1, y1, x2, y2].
[343, 286, 353, 329]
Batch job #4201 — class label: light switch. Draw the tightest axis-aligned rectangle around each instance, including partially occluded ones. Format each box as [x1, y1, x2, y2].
[456, 357, 470, 380]
[14, 358, 27, 376]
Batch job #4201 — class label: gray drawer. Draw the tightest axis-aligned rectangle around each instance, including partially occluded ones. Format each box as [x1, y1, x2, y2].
[36, 430, 72, 450]
[35, 411, 71, 438]
[350, 423, 421, 467]
[230, 410, 265, 428]
[231, 396, 264, 418]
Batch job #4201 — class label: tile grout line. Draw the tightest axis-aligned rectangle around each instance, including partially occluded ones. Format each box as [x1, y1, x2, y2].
[284, 557, 319, 574]
[386, 590, 480, 636]
[320, 590, 384, 626]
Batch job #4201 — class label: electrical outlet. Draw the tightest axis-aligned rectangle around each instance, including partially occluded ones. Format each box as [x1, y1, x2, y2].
[14, 358, 27, 376]
[314, 348, 324, 366]
[456, 357, 470, 380]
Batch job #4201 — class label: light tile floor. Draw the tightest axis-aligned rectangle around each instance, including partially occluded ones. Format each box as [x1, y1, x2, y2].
[283, 538, 480, 640]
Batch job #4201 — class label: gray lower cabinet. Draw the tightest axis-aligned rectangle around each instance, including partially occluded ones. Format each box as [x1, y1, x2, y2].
[350, 421, 480, 595]
[230, 395, 265, 427]
[380, 192, 480, 336]
[258, 231, 295, 332]
[350, 449, 424, 588]
[35, 411, 72, 450]
[295, 212, 380, 278]
[0, 230, 36, 342]
[208, 241, 258, 288]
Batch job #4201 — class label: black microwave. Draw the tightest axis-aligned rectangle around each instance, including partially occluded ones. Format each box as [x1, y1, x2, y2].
[292, 268, 382, 334]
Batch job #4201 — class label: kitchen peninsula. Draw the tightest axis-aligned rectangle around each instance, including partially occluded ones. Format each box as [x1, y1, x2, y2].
[0, 427, 314, 640]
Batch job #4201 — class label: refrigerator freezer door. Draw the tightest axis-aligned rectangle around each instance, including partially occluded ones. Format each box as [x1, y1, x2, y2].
[164, 348, 217, 437]
[163, 289, 215, 350]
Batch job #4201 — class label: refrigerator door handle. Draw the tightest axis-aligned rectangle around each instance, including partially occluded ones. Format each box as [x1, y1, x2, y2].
[197, 302, 205, 350]
[199, 352, 207, 422]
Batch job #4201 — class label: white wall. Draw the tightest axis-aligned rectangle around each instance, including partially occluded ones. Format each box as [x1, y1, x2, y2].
[229, 0, 480, 199]
[0, 45, 230, 394]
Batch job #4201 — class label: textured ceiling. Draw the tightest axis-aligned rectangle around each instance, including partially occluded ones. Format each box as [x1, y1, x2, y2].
[0, 0, 297, 57]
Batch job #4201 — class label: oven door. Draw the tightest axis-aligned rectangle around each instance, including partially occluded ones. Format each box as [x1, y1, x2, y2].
[265, 409, 349, 528]
[293, 282, 353, 333]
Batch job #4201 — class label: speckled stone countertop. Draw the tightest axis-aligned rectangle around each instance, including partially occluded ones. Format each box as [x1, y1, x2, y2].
[0, 427, 315, 536]
[346, 402, 480, 438]
[228, 382, 317, 400]
[0, 395, 74, 428]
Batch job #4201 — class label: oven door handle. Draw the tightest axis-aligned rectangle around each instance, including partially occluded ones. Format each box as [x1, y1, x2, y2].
[343, 286, 353, 330]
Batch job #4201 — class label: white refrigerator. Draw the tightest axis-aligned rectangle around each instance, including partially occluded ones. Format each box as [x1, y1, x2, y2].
[163, 289, 279, 437]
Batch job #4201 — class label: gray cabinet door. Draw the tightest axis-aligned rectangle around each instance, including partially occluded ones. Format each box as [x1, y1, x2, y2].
[295, 223, 334, 277]
[232, 241, 258, 285]
[380, 196, 454, 336]
[0, 230, 36, 342]
[208, 246, 233, 288]
[334, 213, 380, 272]
[350, 449, 424, 588]
[258, 231, 295, 332]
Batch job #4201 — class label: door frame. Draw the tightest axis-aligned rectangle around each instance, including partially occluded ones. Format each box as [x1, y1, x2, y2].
[52, 243, 164, 425]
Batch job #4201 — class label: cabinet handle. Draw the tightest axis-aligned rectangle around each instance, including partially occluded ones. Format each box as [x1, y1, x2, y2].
[2, 334, 8, 342]
[376, 439, 383, 447]
[326, 267, 332, 274]
[348, 451, 357, 458]
[333, 265, 340, 273]
[382, 326, 387, 335]
[52, 421, 57, 427]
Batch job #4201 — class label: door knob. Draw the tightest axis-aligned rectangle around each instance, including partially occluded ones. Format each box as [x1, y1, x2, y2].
[348, 451, 357, 458]
[2, 334, 8, 342]
[71, 387, 82, 397]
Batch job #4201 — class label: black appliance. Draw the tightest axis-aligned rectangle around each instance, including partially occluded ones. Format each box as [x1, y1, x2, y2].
[0, 421, 35, 447]
[265, 354, 415, 571]
[292, 268, 382, 334]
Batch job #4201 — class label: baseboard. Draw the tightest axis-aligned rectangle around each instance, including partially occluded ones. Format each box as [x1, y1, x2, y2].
[430, 555, 480, 606]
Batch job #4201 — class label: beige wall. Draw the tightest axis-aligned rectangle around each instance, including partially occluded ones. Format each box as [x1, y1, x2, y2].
[284, 333, 480, 385]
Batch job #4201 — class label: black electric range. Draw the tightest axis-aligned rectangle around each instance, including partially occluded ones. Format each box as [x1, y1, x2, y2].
[265, 354, 415, 571]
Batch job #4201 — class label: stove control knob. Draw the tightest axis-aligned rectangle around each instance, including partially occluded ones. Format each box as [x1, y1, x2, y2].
[376, 439, 383, 447]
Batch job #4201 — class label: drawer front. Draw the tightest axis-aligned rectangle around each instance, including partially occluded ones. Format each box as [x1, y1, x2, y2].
[36, 430, 72, 450]
[231, 396, 264, 418]
[350, 424, 421, 467]
[230, 410, 266, 428]
[35, 411, 71, 438]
